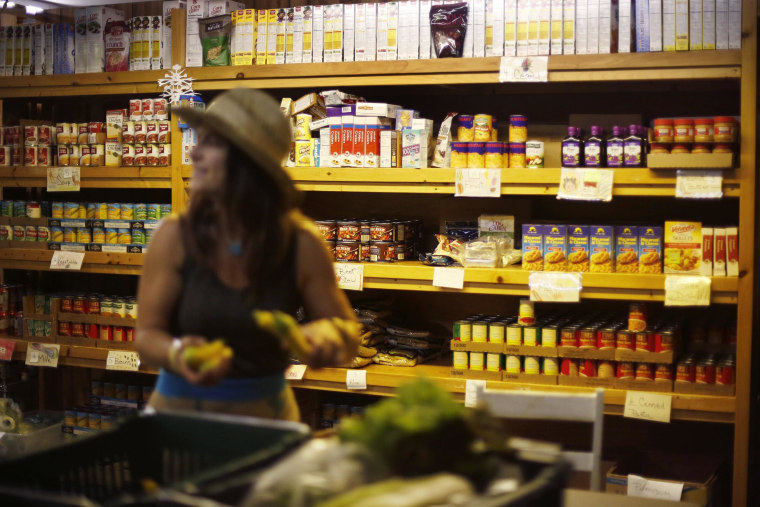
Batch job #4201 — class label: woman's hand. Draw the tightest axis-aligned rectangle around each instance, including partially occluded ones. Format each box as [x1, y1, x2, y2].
[169, 335, 232, 386]
[301, 319, 361, 368]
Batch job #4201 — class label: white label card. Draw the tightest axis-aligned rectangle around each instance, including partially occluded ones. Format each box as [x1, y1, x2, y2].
[664, 275, 711, 306]
[346, 369, 367, 390]
[46, 166, 81, 192]
[285, 364, 307, 380]
[624, 392, 672, 423]
[25, 343, 60, 368]
[499, 56, 549, 82]
[455, 168, 501, 197]
[676, 170, 723, 199]
[49, 251, 85, 271]
[106, 350, 140, 371]
[464, 379, 486, 407]
[432, 267, 465, 289]
[557, 168, 614, 202]
[334, 263, 364, 291]
[627, 474, 684, 501]
[529, 272, 582, 302]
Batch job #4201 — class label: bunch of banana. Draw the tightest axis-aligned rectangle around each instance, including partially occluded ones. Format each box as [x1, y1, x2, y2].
[253, 310, 312, 362]
[183, 339, 233, 373]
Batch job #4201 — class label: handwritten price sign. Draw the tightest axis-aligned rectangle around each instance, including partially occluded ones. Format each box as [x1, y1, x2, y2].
[106, 351, 140, 371]
[624, 392, 672, 423]
[25, 343, 60, 368]
[499, 56, 548, 82]
[664, 275, 711, 306]
[529, 272, 582, 302]
[46, 166, 81, 192]
[50, 251, 85, 271]
[334, 263, 364, 291]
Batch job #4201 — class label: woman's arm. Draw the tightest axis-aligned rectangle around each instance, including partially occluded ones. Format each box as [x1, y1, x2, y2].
[296, 224, 361, 367]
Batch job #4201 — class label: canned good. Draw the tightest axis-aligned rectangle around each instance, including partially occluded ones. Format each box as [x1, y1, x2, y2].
[134, 121, 147, 143]
[134, 144, 147, 165]
[125, 299, 137, 319]
[115, 383, 127, 399]
[99, 324, 113, 341]
[24, 146, 37, 166]
[120, 203, 135, 220]
[56, 123, 72, 145]
[146, 121, 158, 143]
[76, 412, 89, 428]
[72, 296, 86, 314]
[127, 385, 140, 401]
[517, 299, 535, 326]
[470, 352, 485, 371]
[76, 123, 88, 144]
[360, 243, 371, 261]
[454, 320, 471, 341]
[655, 330, 674, 353]
[145, 228, 155, 244]
[335, 241, 360, 262]
[38, 145, 52, 166]
[24, 202, 40, 219]
[489, 322, 506, 344]
[106, 203, 120, 220]
[35, 226, 48, 242]
[395, 242, 405, 261]
[635, 331, 653, 352]
[77, 227, 91, 244]
[635, 363, 654, 381]
[628, 303, 647, 331]
[578, 327, 597, 349]
[158, 120, 171, 143]
[134, 203, 147, 221]
[92, 227, 106, 244]
[696, 356, 716, 384]
[88, 413, 101, 430]
[132, 228, 146, 245]
[24, 226, 37, 241]
[63, 227, 76, 243]
[579, 359, 597, 377]
[370, 222, 394, 241]
[141, 98, 155, 120]
[113, 326, 126, 342]
[486, 353, 502, 372]
[87, 323, 99, 339]
[560, 326, 578, 347]
[676, 356, 696, 383]
[541, 325, 557, 347]
[598, 327, 617, 349]
[112, 299, 127, 318]
[524, 356, 540, 375]
[337, 221, 361, 241]
[523, 326, 538, 346]
[0, 225, 10, 240]
[505, 355, 521, 374]
[126, 327, 135, 341]
[616, 330, 635, 350]
[561, 358, 579, 376]
[58, 321, 71, 336]
[64, 410, 77, 426]
[655, 364, 673, 381]
[69, 144, 81, 164]
[506, 324, 522, 346]
[146, 144, 159, 166]
[13, 201, 26, 218]
[61, 295, 73, 313]
[470, 321, 488, 343]
[716, 356, 735, 386]
[598, 360, 615, 378]
[117, 229, 131, 245]
[71, 322, 85, 337]
[160, 204, 172, 217]
[0, 146, 9, 167]
[11, 225, 24, 241]
[369, 241, 395, 262]
[106, 228, 119, 244]
[616, 361, 635, 379]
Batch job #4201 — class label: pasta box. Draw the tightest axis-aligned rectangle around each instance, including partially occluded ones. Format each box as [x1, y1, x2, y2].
[615, 226, 639, 274]
[521, 224, 543, 271]
[543, 224, 567, 272]
[589, 226, 614, 273]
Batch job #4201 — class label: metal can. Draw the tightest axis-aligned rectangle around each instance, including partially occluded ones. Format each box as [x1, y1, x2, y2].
[107, 203, 121, 219]
[655, 364, 673, 381]
[523, 326, 538, 346]
[85, 203, 98, 219]
[13, 200, 26, 218]
[125, 299, 137, 319]
[117, 229, 131, 245]
[157, 120, 171, 143]
[99, 324, 113, 341]
[113, 326, 126, 342]
[147, 204, 161, 221]
[37, 145, 52, 166]
[635, 331, 653, 352]
[24, 125, 38, 146]
[71, 322, 85, 337]
[561, 358, 579, 376]
[122, 143, 135, 165]
[103, 382, 115, 397]
[122, 121, 136, 144]
[87, 323, 99, 339]
[579, 359, 597, 378]
[453, 350, 468, 369]
[489, 322, 506, 344]
[676, 355, 696, 383]
[518, 299, 536, 326]
[505, 355, 521, 374]
[134, 144, 147, 166]
[696, 356, 716, 384]
[36, 226, 49, 242]
[486, 353, 502, 372]
[472, 321, 489, 343]
[3, 200, 15, 217]
[337, 221, 361, 241]
[541, 325, 558, 347]
[38, 125, 52, 145]
[560, 325, 578, 347]
[61, 295, 73, 313]
[134, 203, 147, 220]
[542, 357, 559, 375]
[87, 296, 101, 315]
[100, 298, 113, 317]
[655, 329, 674, 353]
[77, 123, 89, 144]
[112, 299, 127, 318]
[25, 201, 41, 218]
[79, 145, 92, 166]
[335, 241, 360, 262]
[62, 227, 76, 243]
[506, 323, 522, 346]
[453, 320, 472, 341]
[106, 228, 119, 244]
[470, 352, 485, 371]
[160, 204, 172, 218]
[716, 356, 735, 386]
[134, 121, 147, 143]
[92, 227, 106, 244]
[64, 410, 77, 426]
[146, 144, 159, 166]
[72, 296, 86, 314]
[628, 303, 647, 331]
[395, 242, 405, 261]
[146, 121, 158, 143]
[598, 360, 615, 378]
[370, 222, 394, 241]
[69, 144, 80, 164]
[24, 146, 37, 166]
[0, 225, 10, 240]
[369, 241, 395, 262]
[524, 356, 540, 375]
[616, 361, 635, 379]
[0, 146, 9, 167]
[11, 225, 24, 241]
[616, 330, 635, 350]
[635, 363, 654, 381]
[578, 327, 597, 349]
[360, 243, 370, 262]
[126, 327, 135, 341]
[598, 327, 617, 349]
[145, 228, 154, 244]
[131, 228, 146, 245]
[120, 203, 135, 220]
[58, 321, 71, 336]
[24, 226, 37, 241]
[88, 413, 101, 430]
[76, 227, 91, 244]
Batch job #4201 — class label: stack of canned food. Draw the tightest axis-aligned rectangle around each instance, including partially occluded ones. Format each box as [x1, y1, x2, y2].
[54, 122, 109, 167]
[62, 381, 151, 438]
[120, 99, 172, 167]
[51, 201, 171, 221]
[451, 114, 541, 169]
[0, 126, 21, 166]
[676, 353, 735, 387]
[314, 219, 423, 262]
[58, 294, 137, 342]
[22, 124, 54, 167]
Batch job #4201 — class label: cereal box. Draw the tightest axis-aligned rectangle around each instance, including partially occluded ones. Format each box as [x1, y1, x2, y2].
[615, 226, 639, 273]
[664, 221, 702, 274]
[638, 226, 663, 274]
[701, 227, 714, 276]
[567, 225, 590, 272]
[401, 129, 423, 168]
[543, 224, 567, 271]
[589, 225, 614, 273]
[713, 227, 726, 276]
[521, 224, 543, 271]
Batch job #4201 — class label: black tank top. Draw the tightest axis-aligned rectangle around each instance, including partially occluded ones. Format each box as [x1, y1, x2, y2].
[170, 233, 302, 378]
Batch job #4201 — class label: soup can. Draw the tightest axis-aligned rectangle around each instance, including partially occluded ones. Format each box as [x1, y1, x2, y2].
[561, 358, 579, 376]
[524, 356, 540, 375]
[454, 320, 472, 342]
[505, 355, 521, 374]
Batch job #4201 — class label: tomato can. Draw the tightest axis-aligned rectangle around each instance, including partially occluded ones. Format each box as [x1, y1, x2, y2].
[506, 323, 522, 346]
[487, 353, 502, 372]
[453, 351, 468, 369]
[489, 322, 506, 343]
[696, 356, 716, 384]
[598, 327, 617, 349]
[125, 327, 135, 342]
[71, 322, 85, 337]
[505, 355, 521, 374]
[561, 358, 579, 376]
[58, 321, 71, 336]
[628, 303, 647, 331]
[99, 324, 113, 341]
[655, 364, 673, 381]
[472, 321, 488, 343]
[655, 329, 674, 352]
[24, 146, 37, 166]
[598, 360, 615, 378]
[616, 330, 635, 350]
[542, 357, 559, 375]
[113, 326, 126, 342]
[87, 296, 101, 315]
[578, 327, 597, 349]
[470, 352, 485, 371]
[560, 325, 578, 347]
[37, 145, 52, 166]
[616, 361, 635, 379]
[454, 320, 472, 341]
[112, 299, 127, 318]
[72, 296, 86, 314]
[635, 363, 654, 381]
[87, 323, 99, 339]
[635, 331, 653, 352]
[579, 359, 597, 378]
[335, 241, 360, 262]
[676, 355, 696, 383]
[716, 356, 735, 386]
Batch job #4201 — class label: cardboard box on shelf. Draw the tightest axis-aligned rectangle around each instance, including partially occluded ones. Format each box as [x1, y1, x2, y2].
[86, 7, 124, 73]
[505, 0, 519, 55]
[587, 0, 599, 54]
[649, 0, 662, 51]
[575, 0, 588, 54]
[715, 0, 728, 49]
[662, 0, 676, 50]
[675, 0, 689, 49]
[702, 0, 716, 49]
[74, 9, 87, 73]
[162, 2, 187, 68]
[550, 0, 564, 54]
[562, 0, 575, 53]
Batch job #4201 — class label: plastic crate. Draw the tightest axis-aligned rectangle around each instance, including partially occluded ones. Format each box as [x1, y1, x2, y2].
[0, 411, 65, 461]
[0, 411, 309, 507]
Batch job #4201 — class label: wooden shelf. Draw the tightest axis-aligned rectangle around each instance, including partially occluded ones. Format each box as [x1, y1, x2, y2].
[280, 167, 741, 197]
[8, 339, 156, 374]
[0, 52, 741, 98]
[290, 362, 735, 423]
[0, 249, 144, 275]
[357, 261, 739, 303]
[0, 166, 172, 189]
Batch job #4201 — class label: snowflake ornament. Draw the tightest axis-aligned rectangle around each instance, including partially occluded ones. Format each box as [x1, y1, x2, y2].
[157, 64, 197, 105]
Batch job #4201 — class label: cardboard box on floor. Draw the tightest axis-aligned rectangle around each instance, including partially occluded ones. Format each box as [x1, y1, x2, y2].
[605, 451, 723, 506]
[565, 489, 700, 506]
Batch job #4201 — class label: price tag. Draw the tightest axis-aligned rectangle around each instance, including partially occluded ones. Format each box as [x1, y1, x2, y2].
[25, 343, 60, 368]
[499, 56, 549, 82]
[432, 267, 465, 290]
[46, 166, 81, 192]
[676, 170, 723, 199]
[334, 263, 364, 291]
[664, 275, 711, 306]
[105, 350, 140, 371]
[464, 379, 486, 408]
[0, 339, 16, 361]
[285, 364, 307, 380]
[346, 369, 367, 390]
[529, 272, 582, 302]
[50, 251, 85, 271]
[455, 168, 501, 197]
[624, 391, 672, 423]
[627, 475, 683, 501]
[557, 168, 614, 202]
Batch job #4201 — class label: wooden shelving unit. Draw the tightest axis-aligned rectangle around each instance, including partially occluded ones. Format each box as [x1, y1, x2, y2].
[0, 166, 172, 189]
[8, 339, 156, 374]
[0, 249, 144, 275]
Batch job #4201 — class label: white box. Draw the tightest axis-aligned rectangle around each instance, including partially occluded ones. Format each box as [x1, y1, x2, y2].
[380, 129, 398, 168]
[319, 128, 331, 167]
[598, 0, 616, 53]
[313, 5, 324, 62]
[726, 227, 738, 276]
[662, 0, 676, 50]
[264, 9, 276, 64]
[151, 15, 162, 69]
[563, 0, 575, 53]
[209, 0, 243, 16]
[703, 0, 716, 49]
[397, 0, 409, 59]
[409, 0, 420, 60]
[0, 27, 7, 76]
[43, 23, 53, 75]
[516, 0, 530, 55]
[162, 2, 186, 68]
[86, 7, 124, 73]
[186, 18, 202, 67]
[587, 0, 599, 54]
[713, 227, 726, 276]
[636, 0, 650, 51]
[649, 0, 662, 51]
[294, 6, 304, 64]
[387, 2, 399, 60]
[187, 0, 208, 18]
[32, 25, 44, 75]
[505, 0, 519, 55]
[550, 0, 563, 53]
[728, 0, 740, 49]
[715, 0, 728, 49]
[377, 2, 389, 60]
[575, 0, 588, 53]
[286, 8, 295, 63]
[333, 4, 345, 62]
[74, 9, 87, 73]
[344, 4, 355, 62]
[419, 0, 432, 58]
[355, 3, 367, 60]
[675, 0, 689, 49]
[619, 0, 634, 51]
[21, 25, 31, 76]
[474, 0, 487, 57]
[139, 16, 151, 70]
[364, 3, 377, 61]
[256, 10, 268, 64]
[276, 8, 287, 64]
[356, 102, 402, 117]
[488, 0, 506, 55]
[464, 0, 474, 57]
[528, 0, 539, 54]
[324, 4, 335, 62]
[538, 0, 551, 54]
[13, 25, 21, 76]
[689, 0, 702, 49]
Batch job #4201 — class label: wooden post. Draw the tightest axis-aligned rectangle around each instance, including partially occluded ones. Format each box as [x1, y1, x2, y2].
[170, 9, 188, 214]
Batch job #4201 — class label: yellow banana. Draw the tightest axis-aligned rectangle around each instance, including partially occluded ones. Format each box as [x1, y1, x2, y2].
[254, 310, 312, 362]
[183, 339, 233, 371]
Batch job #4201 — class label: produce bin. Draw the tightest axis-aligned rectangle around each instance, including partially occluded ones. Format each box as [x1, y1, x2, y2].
[0, 411, 309, 507]
[0, 410, 65, 461]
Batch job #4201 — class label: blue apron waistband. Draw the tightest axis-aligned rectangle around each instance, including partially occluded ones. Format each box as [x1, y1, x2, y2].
[155, 369, 286, 402]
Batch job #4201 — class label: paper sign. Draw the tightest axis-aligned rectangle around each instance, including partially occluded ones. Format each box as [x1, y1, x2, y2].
[557, 168, 614, 201]
[49, 251, 85, 271]
[0, 339, 16, 361]
[334, 263, 364, 291]
[664, 275, 711, 306]
[455, 168, 501, 197]
[346, 369, 367, 390]
[46, 166, 81, 192]
[464, 379, 486, 407]
[627, 474, 684, 501]
[433, 267, 465, 289]
[285, 364, 307, 380]
[499, 56, 549, 82]
[624, 392, 672, 423]
[25, 343, 60, 368]
[529, 272, 582, 302]
[106, 350, 140, 371]
[676, 170, 723, 199]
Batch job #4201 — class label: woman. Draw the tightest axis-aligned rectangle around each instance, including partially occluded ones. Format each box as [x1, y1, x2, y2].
[136, 88, 359, 421]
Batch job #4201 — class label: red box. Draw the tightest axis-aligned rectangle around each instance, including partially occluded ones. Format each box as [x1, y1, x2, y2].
[328, 107, 342, 168]
[353, 117, 366, 167]
[341, 105, 355, 167]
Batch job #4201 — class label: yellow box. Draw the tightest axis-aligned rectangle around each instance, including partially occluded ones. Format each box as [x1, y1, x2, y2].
[664, 221, 702, 274]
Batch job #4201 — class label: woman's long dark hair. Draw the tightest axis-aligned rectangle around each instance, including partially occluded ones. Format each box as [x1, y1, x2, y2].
[182, 143, 300, 291]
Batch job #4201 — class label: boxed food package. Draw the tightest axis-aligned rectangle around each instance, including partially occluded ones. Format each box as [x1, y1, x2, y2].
[356, 102, 401, 118]
[352, 117, 366, 167]
[701, 227, 714, 276]
[105, 142, 122, 167]
[104, 21, 130, 72]
[713, 227, 726, 276]
[543, 224, 568, 272]
[664, 221, 702, 274]
[327, 107, 342, 168]
[86, 7, 125, 73]
[400, 129, 426, 168]
[589, 225, 614, 273]
[726, 227, 738, 277]
[638, 226, 662, 274]
[521, 224, 544, 271]
[256, 9, 268, 64]
[74, 9, 87, 73]
[615, 225, 639, 273]
[313, 5, 324, 63]
[479, 215, 515, 248]
[106, 110, 125, 143]
[163, 2, 187, 69]
[380, 129, 399, 168]
[341, 105, 355, 167]
[209, 0, 244, 16]
[567, 225, 590, 272]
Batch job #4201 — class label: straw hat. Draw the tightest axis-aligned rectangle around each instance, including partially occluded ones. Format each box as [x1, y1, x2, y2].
[171, 88, 296, 201]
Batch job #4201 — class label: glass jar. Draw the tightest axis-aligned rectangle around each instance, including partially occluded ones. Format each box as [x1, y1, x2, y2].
[652, 118, 674, 143]
[694, 118, 714, 143]
[671, 144, 690, 154]
[673, 119, 694, 143]
[713, 116, 737, 143]
[650, 143, 669, 154]
[692, 144, 711, 154]
[713, 144, 733, 154]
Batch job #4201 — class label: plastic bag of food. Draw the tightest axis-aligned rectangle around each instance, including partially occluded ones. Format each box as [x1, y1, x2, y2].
[433, 234, 466, 265]
[463, 238, 501, 268]
[430, 2, 468, 58]
[199, 14, 231, 66]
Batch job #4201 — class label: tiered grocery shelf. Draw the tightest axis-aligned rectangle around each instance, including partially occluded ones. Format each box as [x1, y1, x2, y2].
[7, 338, 155, 373]
[0, 249, 143, 275]
[0, 166, 172, 189]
